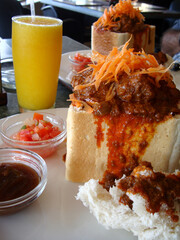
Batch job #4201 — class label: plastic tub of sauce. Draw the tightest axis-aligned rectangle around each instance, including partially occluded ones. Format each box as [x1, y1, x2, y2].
[0, 148, 47, 214]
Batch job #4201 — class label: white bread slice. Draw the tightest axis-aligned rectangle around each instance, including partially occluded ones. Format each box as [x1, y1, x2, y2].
[76, 176, 180, 240]
[65, 106, 180, 183]
[91, 25, 155, 55]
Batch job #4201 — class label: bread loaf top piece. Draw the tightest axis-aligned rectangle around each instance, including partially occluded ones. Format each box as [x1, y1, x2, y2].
[91, 25, 155, 55]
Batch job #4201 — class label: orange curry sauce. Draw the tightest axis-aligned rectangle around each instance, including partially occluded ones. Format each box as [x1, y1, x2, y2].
[95, 114, 156, 178]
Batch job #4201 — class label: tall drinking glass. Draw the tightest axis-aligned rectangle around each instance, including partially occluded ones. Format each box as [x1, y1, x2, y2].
[12, 16, 62, 112]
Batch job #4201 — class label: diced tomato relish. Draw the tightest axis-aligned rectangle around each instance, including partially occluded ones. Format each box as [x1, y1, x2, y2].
[74, 53, 91, 63]
[12, 113, 61, 141]
[72, 53, 92, 72]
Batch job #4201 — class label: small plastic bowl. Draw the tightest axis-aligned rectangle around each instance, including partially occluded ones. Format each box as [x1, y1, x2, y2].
[0, 112, 67, 158]
[69, 52, 92, 73]
[0, 147, 47, 214]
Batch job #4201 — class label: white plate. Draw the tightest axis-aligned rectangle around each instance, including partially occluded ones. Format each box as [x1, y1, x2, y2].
[59, 50, 92, 86]
[0, 108, 137, 240]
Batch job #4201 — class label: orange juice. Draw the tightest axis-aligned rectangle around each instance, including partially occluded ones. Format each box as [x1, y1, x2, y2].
[12, 16, 62, 111]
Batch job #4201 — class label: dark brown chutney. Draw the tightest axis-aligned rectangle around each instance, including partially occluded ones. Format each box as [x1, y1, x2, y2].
[0, 163, 40, 201]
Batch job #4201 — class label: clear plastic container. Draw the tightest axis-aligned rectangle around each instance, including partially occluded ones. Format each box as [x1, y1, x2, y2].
[0, 112, 67, 158]
[0, 148, 47, 214]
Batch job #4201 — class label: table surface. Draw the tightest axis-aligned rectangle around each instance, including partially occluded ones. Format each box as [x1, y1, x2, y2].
[0, 36, 89, 119]
[40, 0, 180, 19]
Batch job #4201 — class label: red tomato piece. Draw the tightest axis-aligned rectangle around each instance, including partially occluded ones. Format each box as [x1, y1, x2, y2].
[19, 129, 33, 141]
[13, 114, 61, 142]
[72, 53, 92, 72]
[49, 127, 61, 138]
[33, 112, 43, 121]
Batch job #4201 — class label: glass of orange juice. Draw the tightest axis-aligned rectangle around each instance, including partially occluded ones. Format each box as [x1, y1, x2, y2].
[12, 16, 62, 112]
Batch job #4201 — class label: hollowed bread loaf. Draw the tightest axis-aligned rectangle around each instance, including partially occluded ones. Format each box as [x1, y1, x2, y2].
[91, 25, 155, 55]
[65, 42, 180, 183]
[91, 0, 155, 55]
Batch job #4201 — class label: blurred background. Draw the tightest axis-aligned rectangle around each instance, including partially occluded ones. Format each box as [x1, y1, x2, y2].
[0, 0, 179, 55]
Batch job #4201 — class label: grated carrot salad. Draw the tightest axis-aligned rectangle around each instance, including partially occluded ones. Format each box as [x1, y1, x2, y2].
[94, 0, 145, 31]
[74, 40, 174, 92]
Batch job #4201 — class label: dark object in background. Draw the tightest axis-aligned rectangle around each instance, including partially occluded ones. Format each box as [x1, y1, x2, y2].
[138, 0, 173, 8]
[160, 0, 180, 60]
[109, 0, 119, 6]
[0, 62, 7, 106]
[41, 4, 84, 42]
[0, 0, 30, 38]
[41, 4, 97, 43]
[172, 63, 180, 71]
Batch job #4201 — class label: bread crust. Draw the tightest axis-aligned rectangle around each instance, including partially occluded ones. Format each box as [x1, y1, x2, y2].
[91, 25, 155, 55]
[66, 106, 180, 183]
[66, 106, 108, 182]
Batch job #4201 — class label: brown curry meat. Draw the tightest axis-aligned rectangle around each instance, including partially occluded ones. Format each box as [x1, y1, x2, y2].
[96, 14, 146, 34]
[151, 51, 168, 65]
[72, 69, 180, 121]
